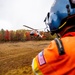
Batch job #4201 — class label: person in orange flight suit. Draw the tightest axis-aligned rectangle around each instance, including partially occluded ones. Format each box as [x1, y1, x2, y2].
[32, 0, 75, 75]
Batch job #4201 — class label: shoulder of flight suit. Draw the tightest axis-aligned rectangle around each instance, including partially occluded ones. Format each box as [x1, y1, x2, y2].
[43, 37, 75, 64]
[32, 36, 75, 75]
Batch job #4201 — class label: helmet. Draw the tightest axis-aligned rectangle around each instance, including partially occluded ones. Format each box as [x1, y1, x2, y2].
[45, 0, 75, 35]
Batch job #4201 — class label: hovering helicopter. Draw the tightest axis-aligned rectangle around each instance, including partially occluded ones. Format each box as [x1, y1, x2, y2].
[23, 25, 44, 39]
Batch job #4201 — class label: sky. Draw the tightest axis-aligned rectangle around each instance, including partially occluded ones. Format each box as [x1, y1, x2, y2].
[0, 0, 54, 31]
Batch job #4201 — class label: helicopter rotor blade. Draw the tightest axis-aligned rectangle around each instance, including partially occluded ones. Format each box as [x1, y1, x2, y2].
[23, 25, 37, 30]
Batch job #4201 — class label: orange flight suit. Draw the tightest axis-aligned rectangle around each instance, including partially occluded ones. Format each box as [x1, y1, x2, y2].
[32, 36, 75, 75]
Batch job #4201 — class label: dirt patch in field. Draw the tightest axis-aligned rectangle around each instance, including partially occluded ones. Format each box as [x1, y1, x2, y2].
[0, 41, 50, 75]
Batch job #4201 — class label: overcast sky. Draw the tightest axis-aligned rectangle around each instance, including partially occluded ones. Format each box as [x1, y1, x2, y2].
[0, 0, 54, 31]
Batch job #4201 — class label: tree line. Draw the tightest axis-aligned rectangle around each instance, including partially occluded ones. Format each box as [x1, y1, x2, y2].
[0, 29, 56, 42]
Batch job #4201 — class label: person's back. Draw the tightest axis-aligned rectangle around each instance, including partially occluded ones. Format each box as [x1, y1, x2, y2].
[32, 0, 75, 75]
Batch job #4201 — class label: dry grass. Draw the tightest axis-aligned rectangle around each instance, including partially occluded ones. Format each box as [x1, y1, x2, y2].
[0, 41, 50, 75]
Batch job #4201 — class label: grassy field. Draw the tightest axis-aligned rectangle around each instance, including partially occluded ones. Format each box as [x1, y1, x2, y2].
[0, 41, 50, 75]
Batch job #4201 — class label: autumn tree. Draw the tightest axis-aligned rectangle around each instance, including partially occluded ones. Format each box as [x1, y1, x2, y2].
[4, 30, 10, 41]
[0, 29, 5, 41]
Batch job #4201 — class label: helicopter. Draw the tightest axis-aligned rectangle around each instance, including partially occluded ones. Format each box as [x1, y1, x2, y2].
[23, 25, 44, 40]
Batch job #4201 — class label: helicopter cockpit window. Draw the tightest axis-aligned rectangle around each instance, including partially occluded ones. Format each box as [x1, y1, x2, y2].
[69, 0, 75, 8]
